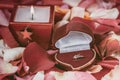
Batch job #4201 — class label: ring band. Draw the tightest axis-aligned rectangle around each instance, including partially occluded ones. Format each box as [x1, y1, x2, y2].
[73, 54, 85, 60]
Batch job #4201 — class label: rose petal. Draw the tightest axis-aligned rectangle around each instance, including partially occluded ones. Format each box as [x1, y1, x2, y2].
[14, 74, 35, 80]
[63, 0, 82, 7]
[45, 72, 55, 80]
[23, 42, 55, 74]
[98, 31, 120, 57]
[3, 9, 11, 20]
[46, 71, 96, 80]
[87, 65, 103, 73]
[96, 0, 116, 9]
[69, 17, 113, 35]
[3, 47, 25, 62]
[0, 58, 18, 74]
[97, 57, 119, 69]
[47, 50, 58, 55]
[87, 3, 99, 13]
[32, 71, 44, 80]
[0, 39, 10, 57]
[90, 8, 119, 19]
[95, 18, 120, 30]
[0, 10, 9, 26]
[70, 7, 85, 19]
[78, 0, 96, 8]
[101, 65, 120, 80]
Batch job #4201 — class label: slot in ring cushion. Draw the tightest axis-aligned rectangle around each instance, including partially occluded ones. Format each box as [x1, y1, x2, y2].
[52, 17, 96, 71]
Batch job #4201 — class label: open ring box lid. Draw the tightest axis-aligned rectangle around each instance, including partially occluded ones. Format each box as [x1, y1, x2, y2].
[52, 17, 96, 71]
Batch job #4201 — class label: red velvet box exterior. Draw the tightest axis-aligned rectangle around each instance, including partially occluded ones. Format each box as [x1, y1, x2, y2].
[9, 5, 55, 49]
[52, 17, 96, 71]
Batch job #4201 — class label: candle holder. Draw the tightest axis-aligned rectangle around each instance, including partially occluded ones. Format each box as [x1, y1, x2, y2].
[9, 5, 55, 49]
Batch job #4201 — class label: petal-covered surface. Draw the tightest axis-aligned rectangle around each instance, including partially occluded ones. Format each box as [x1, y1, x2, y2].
[98, 31, 120, 57]
[45, 71, 97, 80]
[0, 0, 120, 80]
[23, 42, 55, 74]
[101, 65, 120, 80]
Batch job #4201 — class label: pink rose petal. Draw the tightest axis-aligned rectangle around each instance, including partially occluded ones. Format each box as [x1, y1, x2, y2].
[0, 10, 9, 26]
[78, 0, 96, 8]
[96, 0, 116, 9]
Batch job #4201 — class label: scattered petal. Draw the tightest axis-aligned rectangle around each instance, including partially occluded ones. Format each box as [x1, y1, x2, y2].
[47, 71, 97, 80]
[97, 57, 119, 69]
[87, 3, 99, 13]
[0, 10, 9, 26]
[87, 65, 103, 73]
[70, 7, 85, 19]
[0, 39, 10, 57]
[101, 65, 120, 80]
[63, 0, 82, 7]
[0, 58, 18, 74]
[78, 0, 96, 8]
[3, 47, 25, 62]
[23, 42, 55, 74]
[90, 8, 119, 19]
[47, 50, 58, 55]
[33, 71, 44, 80]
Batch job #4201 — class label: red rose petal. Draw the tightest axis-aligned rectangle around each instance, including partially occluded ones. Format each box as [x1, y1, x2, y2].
[23, 42, 55, 74]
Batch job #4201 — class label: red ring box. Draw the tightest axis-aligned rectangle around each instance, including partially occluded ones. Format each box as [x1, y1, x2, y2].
[52, 17, 96, 70]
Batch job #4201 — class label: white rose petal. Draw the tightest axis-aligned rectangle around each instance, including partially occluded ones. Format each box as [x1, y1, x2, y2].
[63, 0, 82, 7]
[70, 7, 85, 20]
[33, 71, 44, 80]
[90, 8, 119, 19]
[3, 47, 25, 62]
[0, 58, 18, 74]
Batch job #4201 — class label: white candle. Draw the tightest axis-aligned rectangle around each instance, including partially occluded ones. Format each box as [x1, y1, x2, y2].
[30, 5, 34, 20]
[14, 6, 50, 22]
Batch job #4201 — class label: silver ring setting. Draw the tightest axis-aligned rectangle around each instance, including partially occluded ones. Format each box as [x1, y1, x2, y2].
[73, 54, 85, 60]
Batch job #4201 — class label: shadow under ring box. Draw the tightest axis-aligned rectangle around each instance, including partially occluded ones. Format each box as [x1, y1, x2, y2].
[9, 5, 55, 49]
[52, 17, 96, 71]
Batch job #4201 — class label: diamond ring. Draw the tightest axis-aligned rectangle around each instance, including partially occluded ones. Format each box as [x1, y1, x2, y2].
[73, 54, 85, 60]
